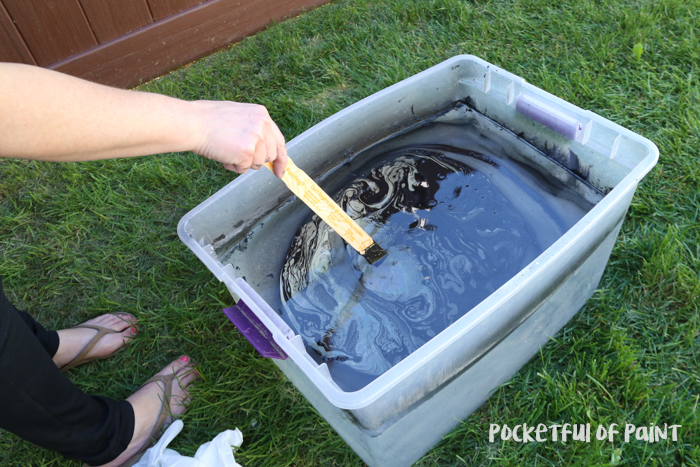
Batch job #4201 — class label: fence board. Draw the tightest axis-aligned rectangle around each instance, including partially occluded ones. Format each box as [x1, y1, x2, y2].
[0, 1, 36, 64]
[3, 0, 96, 66]
[80, 0, 153, 43]
[50, 0, 333, 89]
[147, 0, 204, 21]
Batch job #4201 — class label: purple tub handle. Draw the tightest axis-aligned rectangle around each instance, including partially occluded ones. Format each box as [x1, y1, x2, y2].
[516, 94, 582, 142]
[223, 300, 288, 360]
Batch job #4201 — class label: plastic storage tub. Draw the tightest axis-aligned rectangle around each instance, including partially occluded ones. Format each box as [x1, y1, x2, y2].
[178, 55, 658, 466]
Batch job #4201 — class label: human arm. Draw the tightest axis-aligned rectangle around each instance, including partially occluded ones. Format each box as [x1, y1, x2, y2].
[0, 63, 287, 177]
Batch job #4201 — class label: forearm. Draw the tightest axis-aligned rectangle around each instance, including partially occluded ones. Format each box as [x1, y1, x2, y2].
[0, 63, 288, 177]
[0, 63, 200, 162]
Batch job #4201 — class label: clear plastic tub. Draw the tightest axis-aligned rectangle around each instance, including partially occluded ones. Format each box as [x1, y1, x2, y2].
[178, 55, 658, 466]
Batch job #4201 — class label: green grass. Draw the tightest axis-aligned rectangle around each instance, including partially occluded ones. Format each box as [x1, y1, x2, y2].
[1, 0, 699, 465]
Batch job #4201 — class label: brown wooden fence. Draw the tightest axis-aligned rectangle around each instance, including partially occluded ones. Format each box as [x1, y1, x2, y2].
[0, 0, 331, 88]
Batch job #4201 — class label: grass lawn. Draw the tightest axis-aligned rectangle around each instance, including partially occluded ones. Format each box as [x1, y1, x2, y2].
[1, 0, 699, 465]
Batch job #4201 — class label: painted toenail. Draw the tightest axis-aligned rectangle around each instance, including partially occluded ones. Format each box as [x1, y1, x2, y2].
[180, 356, 189, 363]
[130, 327, 136, 335]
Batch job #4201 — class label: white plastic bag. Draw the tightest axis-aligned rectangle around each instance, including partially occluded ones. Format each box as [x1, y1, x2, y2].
[133, 420, 244, 467]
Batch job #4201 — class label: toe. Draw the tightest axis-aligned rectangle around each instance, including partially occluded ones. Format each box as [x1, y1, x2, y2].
[91, 314, 134, 338]
[120, 326, 137, 341]
[89, 313, 134, 332]
[156, 356, 190, 378]
[176, 355, 193, 369]
[166, 357, 197, 389]
[109, 314, 135, 331]
[176, 367, 198, 388]
[114, 313, 137, 326]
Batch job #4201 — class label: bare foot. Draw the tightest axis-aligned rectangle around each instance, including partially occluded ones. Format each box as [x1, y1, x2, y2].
[95, 357, 198, 467]
[53, 313, 137, 368]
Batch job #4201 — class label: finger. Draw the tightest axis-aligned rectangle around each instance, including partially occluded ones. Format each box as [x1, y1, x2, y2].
[251, 138, 267, 170]
[270, 120, 288, 178]
[263, 125, 277, 167]
[223, 162, 247, 173]
[273, 142, 288, 179]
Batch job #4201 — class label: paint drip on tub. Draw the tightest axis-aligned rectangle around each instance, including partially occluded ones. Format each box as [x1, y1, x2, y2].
[280, 119, 600, 391]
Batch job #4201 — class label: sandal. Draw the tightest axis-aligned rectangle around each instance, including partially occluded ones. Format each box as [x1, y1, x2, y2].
[117, 361, 196, 467]
[60, 312, 137, 372]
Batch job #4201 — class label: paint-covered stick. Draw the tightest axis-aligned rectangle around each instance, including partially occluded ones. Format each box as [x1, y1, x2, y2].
[265, 159, 387, 264]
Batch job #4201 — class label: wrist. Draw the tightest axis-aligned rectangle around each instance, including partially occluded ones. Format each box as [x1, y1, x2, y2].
[183, 100, 210, 156]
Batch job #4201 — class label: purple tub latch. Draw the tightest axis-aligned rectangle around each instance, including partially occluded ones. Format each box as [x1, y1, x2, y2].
[516, 94, 583, 142]
[223, 300, 288, 360]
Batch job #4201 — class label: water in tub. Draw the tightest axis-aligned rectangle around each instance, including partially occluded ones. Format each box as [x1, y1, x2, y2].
[231, 104, 604, 392]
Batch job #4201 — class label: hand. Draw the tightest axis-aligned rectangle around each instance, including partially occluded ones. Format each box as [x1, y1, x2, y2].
[190, 101, 288, 178]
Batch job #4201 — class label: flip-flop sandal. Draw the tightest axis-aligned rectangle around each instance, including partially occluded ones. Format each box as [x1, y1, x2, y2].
[115, 361, 197, 467]
[60, 312, 138, 372]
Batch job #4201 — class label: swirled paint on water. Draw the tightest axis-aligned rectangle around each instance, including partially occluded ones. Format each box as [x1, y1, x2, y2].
[280, 145, 588, 391]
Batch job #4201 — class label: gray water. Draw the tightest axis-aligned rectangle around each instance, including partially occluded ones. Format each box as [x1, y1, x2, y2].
[278, 108, 603, 392]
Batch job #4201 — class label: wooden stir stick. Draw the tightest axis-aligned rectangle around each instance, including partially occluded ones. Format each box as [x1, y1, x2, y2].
[265, 159, 387, 264]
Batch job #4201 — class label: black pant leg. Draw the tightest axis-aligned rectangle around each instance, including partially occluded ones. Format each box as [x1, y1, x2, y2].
[2, 290, 60, 357]
[0, 283, 135, 466]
